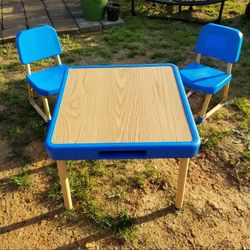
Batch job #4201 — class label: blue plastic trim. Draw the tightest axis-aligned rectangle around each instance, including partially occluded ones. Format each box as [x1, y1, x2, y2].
[16, 25, 62, 64]
[195, 23, 243, 63]
[45, 64, 200, 160]
[196, 117, 204, 124]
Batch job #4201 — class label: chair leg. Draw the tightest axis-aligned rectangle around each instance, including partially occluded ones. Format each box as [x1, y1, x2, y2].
[222, 82, 230, 101]
[204, 85, 229, 120]
[186, 90, 195, 98]
[196, 94, 212, 124]
[196, 84, 230, 123]
[27, 85, 51, 122]
[41, 96, 52, 121]
[204, 101, 225, 120]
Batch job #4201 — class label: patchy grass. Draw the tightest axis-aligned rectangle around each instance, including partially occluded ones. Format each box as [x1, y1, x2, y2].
[129, 175, 146, 189]
[133, 0, 248, 23]
[9, 169, 32, 189]
[46, 165, 62, 201]
[44, 159, 170, 243]
[198, 126, 233, 151]
[45, 160, 137, 242]
[231, 97, 250, 118]
[229, 150, 250, 188]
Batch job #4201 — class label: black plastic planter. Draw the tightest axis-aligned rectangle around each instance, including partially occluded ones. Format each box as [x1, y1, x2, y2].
[107, 3, 120, 21]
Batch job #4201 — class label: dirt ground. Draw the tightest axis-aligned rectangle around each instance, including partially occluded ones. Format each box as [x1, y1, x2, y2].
[0, 104, 249, 250]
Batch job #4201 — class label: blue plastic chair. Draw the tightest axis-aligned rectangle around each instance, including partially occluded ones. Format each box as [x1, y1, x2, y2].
[180, 23, 243, 123]
[16, 25, 67, 122]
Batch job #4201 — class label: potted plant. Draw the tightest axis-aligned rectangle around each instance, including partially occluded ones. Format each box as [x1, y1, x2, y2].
[80, 0, 108, 21]
[107, 0, 120, 21]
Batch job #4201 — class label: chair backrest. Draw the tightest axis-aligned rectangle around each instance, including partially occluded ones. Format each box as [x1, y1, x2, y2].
[16, 25, 62, 65]
[195, 23, 243, 64]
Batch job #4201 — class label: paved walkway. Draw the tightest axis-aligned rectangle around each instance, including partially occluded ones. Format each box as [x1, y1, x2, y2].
[0, 0, 123, 43]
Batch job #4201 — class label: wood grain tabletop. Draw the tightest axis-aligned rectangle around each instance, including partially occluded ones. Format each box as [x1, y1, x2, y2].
[52, 66, 192, 144]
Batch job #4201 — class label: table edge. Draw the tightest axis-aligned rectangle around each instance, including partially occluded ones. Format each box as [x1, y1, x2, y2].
[45, 63, 200, 160]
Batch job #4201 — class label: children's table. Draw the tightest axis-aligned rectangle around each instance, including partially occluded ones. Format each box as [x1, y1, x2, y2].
[45, 64, 200, 210]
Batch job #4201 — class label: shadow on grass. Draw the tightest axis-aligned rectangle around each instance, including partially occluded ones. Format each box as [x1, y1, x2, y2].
[132, 0, 226, 24]
[0, 202, 176, 249]
[0, 78, 51, 170]
[55, 204, 177, 250]
[0, 163, 54, 194]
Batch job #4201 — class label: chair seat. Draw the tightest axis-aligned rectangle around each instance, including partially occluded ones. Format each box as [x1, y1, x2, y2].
[180, 62, 232, 94]
[26, 64, 67, 96]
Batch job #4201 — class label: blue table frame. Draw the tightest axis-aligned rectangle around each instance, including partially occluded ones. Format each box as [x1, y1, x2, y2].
[45, 64, 200, 210]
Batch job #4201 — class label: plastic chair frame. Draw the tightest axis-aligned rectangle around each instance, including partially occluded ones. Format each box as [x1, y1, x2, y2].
[186, 53, 233, 123]
[26, 55, 62, 122]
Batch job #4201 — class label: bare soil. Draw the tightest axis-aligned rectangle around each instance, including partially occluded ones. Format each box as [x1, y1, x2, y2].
[0, 104, 249, 250]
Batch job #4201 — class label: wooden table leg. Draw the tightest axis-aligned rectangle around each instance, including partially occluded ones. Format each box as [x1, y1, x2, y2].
[57, 160, 73, 210]
[175, 158, 190, 209]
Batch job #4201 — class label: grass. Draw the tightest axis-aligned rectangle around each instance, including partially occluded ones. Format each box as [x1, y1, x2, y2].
[46, 160, 136, 242]
[46, 165, 62, 201]
[9, 169, 32, 189]
[0, 0, 250, 246]
[129, 175, 146, 188]
[129, 164, 157, 189]
[229, 150, 250, 188]
[198, 126, 233, 151]
[45, 159, 161, 242]
[231, 97, 250, 118]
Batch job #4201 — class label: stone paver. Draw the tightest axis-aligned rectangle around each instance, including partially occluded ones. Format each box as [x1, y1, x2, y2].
[75, 18, 102, 33]
[101, 17, 124, 29]
[27, 16, 53, 28]
[0, 0, 124, 43]
[2, 25, 27, 43]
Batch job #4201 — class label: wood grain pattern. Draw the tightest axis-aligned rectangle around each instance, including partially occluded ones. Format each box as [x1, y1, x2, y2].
[52, 66, 192, 144]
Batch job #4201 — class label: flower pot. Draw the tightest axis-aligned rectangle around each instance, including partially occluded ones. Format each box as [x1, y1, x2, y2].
[107, 3, 120, 21]
[80, 0, 108, 21]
